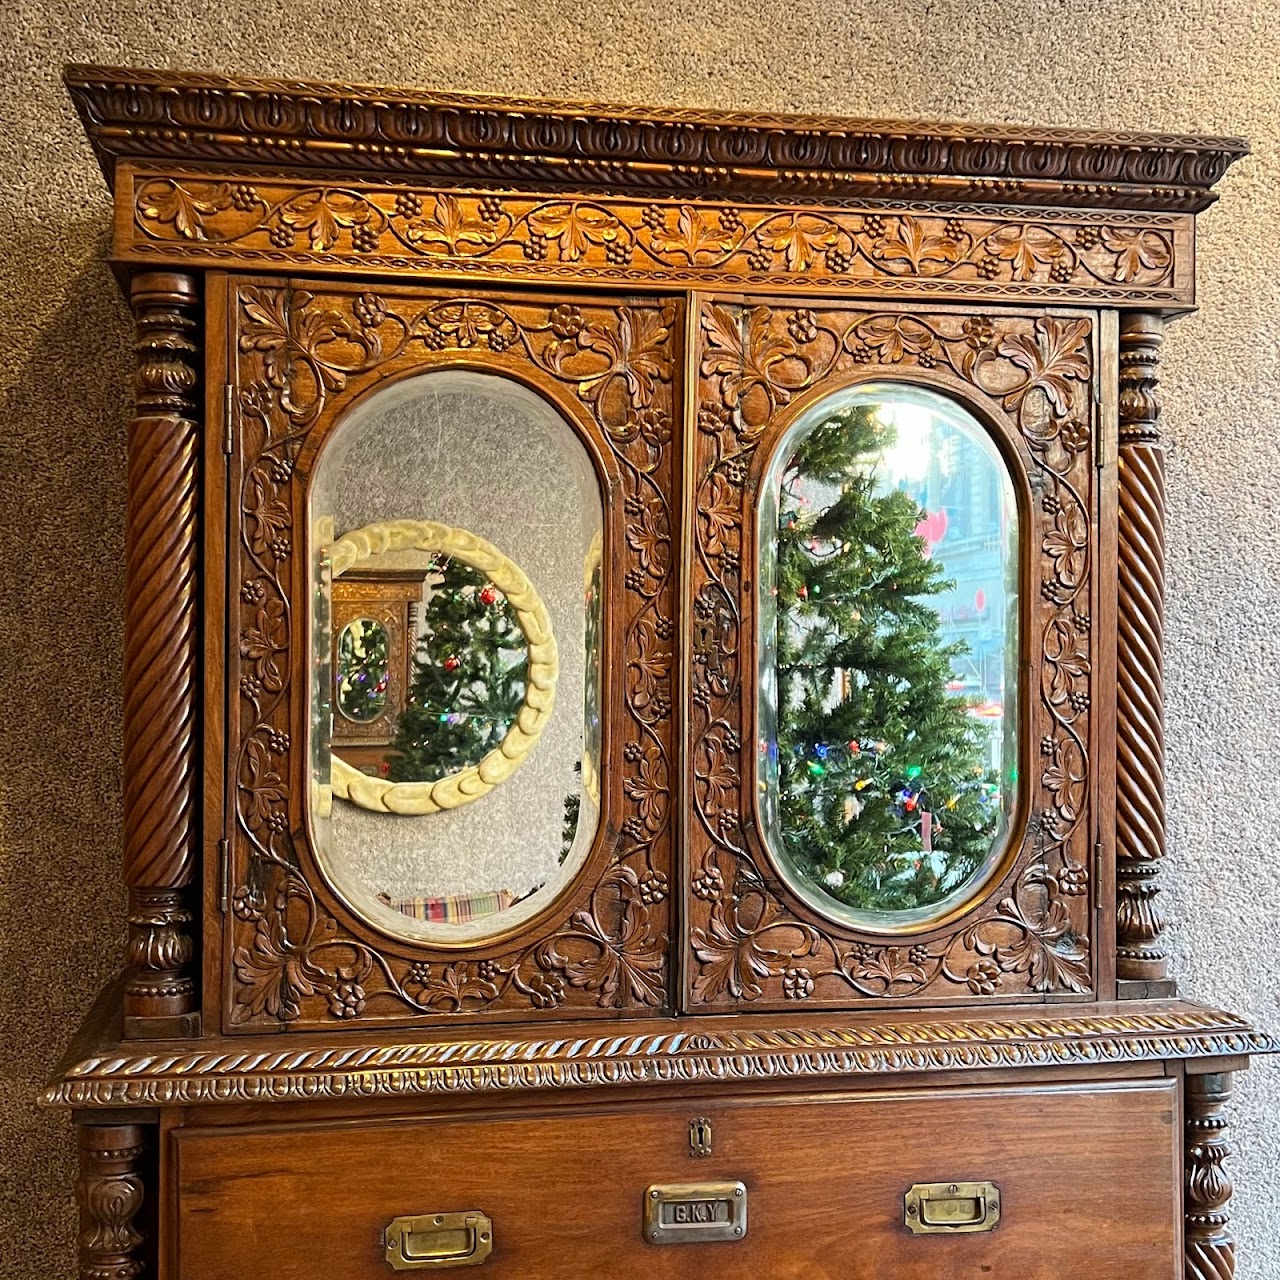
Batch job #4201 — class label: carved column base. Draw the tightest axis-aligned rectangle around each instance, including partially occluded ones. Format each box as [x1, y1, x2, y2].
[124, 887, 198, 1039]
[1116, 861, 1176, 997]
[1186, 1071, 1236, 1280]
[77, 1124, 147, 1280]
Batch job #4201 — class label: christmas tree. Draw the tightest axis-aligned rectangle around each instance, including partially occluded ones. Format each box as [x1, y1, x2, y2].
[387, 559, 528, 782]
[771, 403, 1000, 914]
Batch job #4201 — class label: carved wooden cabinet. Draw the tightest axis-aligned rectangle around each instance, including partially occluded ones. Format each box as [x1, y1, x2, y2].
[46, 65, 1275, 1280]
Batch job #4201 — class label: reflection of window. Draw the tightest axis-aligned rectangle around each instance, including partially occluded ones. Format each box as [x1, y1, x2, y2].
[758, 382, 1020, 929]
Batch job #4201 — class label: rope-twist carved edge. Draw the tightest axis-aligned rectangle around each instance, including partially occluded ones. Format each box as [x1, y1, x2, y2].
[327, 519, 557, 814]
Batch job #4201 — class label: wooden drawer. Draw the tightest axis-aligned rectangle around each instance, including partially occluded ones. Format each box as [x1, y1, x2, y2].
[172, 1079, 1179, 1279]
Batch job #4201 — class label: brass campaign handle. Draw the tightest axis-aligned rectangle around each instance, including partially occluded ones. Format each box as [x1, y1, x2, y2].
[384, 1212, 493, 1269]
[904, 1181, 1001, 1235]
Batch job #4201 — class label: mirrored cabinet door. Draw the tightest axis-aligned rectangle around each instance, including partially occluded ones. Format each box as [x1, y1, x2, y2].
[686, 299, 1101, 1012]
[224, 280, 679, 1030]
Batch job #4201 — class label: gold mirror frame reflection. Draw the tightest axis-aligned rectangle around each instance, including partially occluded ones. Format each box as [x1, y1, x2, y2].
[327, 519, 558, 814]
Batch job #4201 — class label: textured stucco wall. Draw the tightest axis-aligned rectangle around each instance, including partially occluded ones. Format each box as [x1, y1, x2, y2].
[2, 3, 1278, 1277]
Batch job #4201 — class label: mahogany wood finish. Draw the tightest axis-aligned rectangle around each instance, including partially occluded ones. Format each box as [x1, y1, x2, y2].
[1186, 1071, 1237, 1280]
[123, 271, 201, 1038]
[172, 1081, 1178, 1280]
[42, 66, 1273, 1280]
[77, 1123, 147, 1280]
[686, 299, 1097, 1011]
[1116, 312, 1173, 990]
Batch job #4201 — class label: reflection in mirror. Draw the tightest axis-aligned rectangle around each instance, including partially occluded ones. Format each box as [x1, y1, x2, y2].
[758, 382, 1019, 929]
[309, 371, 603, 943]
[336, 619, 390, 724]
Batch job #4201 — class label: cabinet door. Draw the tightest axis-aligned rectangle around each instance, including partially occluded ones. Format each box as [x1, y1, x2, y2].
[219, 279, 681, 1031]
[686, 298, 1105, 1011]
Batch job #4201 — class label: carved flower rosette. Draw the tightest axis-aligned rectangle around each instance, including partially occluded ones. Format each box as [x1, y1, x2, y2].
[687, 300, 1097, 1010]
[227, 282, 677, 1030]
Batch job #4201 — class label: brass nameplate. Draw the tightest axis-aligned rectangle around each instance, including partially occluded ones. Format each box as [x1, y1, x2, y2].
[643, 1181, 747, 1245]
[904, 1181, 1000, 1235]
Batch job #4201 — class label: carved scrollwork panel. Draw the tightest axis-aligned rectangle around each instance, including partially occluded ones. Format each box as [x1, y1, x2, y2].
[226, 282, 678, 1030]
[687, 299, 1098, 1010]
[121, 169, 1193, 305]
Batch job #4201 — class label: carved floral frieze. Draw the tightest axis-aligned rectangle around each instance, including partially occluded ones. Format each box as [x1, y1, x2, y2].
[687, 300, 1097, 1009]
[125, 174, 1189, 303]
[229, 284, 677, 1030]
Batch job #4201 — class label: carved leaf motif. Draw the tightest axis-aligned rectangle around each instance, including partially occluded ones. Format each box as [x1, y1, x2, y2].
[578, 307, 674, 409]
[528, 202, 623, 261]
[551, 877, 665, 1008]
[628, 617, 670, 717]
[1101, 228, 1172, 282]
[991, 871, 1091, 993]
[998, 316, 1092, 415]
[691, 901, 785, 1002]
[233, 912, 326, 1021]
[403, 194, 497, 253]
[626, 500, 669, 575]
[700, 304, 797, 425]
[1044, 617, 1091, 707]
[699, 472, 740, 557]
[137, 179, 231, 239]
[756, 213, 838, 271]
[239, 739, 287, 828]
[243, 470, 290, 556]
[650, 205, 735, 262]
[279, 190, 377, 250]
[872, 215, 962, 272]
[985, 224, 1067, 280]
[624, 747, 668, 832]
[697, 733, 740, 818]
[239, 600, 287, 695]
[856, 314, 936, 363]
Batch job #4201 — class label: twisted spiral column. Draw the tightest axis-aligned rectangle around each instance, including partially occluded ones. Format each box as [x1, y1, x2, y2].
[1116, 312, 1172, 988]
[1186, 1072, 1236, 1280]
[122, 272, 200, 1036]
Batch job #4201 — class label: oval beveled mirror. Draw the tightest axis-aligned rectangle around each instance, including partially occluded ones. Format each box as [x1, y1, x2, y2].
[757, 381, 1020, 931]
[308, 370, 603, 944]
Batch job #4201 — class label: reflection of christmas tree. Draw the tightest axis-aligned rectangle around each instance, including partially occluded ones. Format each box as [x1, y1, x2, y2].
[337, 619, 390, 721]
[388, 559, 526, 782]
[774, 403, 999, 914]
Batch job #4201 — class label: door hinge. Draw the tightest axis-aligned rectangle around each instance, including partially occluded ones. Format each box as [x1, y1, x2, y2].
[217, 837, 231, 913]
[1093, 839, 1104, 892]
[222, 383, 235, 456]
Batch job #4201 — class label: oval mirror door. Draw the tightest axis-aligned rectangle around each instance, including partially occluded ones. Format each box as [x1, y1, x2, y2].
[309, 370, 603, 944]
[757, 382, 1021, 930]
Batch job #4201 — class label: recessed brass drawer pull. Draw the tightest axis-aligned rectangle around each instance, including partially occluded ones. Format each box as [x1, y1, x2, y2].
[643, 1181, 748, 1245]
[904, 1181, 1000, 1235]
[384, 1212, 493, 1269]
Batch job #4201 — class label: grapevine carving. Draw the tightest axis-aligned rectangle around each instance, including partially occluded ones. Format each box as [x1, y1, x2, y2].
[128, 177, 1187, 304]
[688, 302, 1096, 1008]
[228, 286, 676, 1029]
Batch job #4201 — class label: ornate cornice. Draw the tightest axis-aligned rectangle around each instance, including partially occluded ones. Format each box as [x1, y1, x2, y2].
[65, 65, 1247, 213]
[43, 1002, 1274, 1109]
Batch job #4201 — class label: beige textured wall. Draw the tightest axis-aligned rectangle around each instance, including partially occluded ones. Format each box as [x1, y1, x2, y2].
[3, 2, 1278, 1276]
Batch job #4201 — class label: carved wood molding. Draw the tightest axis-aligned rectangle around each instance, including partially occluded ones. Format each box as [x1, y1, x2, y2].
[123, 272, 200, 1038]
[42, 1005, 1274, 1109]
[76, 1124, 146, 1280]
[228, 284, 676, 1030]
[1186, 1071, 1237, 1280]
[65, 66, 1247, 213]
[687, 300, 1096, 1010]
[117, 170, 1194, 305]
[1116, 313, 1170, 986]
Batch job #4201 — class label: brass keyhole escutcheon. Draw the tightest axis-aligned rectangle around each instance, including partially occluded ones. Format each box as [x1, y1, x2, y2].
[689, 1117, 713, 1158]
